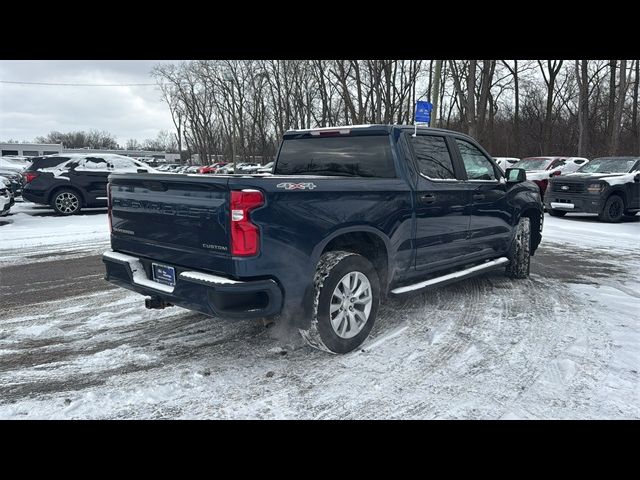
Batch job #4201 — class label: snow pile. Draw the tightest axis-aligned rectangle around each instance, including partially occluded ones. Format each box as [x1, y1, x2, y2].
[602, 173, 638, 186]
[525, 170, 552, 181]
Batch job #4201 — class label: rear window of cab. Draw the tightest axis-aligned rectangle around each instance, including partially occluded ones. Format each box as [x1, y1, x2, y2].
[275, 135, 396, 178]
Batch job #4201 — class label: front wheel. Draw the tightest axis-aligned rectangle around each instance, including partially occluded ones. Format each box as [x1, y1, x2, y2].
[505, 217, 531, 279]
[599, 195, 624, 223]
[300, 251, 380, 354]
[52, 189, 82, 216]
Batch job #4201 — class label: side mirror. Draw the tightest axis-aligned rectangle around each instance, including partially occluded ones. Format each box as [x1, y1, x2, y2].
[634, 173, 639, 183]
[505, 167, 526, 183]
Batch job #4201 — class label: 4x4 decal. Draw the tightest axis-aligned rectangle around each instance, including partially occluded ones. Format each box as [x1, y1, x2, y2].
[276, 182, 317, 190]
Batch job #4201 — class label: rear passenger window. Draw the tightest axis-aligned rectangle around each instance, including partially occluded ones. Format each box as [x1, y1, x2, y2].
[82, 157, 110, 170]
[409, 135, 456, 179]
[275, 135, 396, 178]
[32, 157, 70, 170]
[455, 139, 497, 181]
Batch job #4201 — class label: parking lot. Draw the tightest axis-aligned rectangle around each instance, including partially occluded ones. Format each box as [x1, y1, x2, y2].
[0, 201, 638, 419]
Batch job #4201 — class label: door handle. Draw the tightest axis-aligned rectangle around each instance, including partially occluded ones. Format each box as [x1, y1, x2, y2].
[420, 194, 436, 204]
[472, 193, 485, 201]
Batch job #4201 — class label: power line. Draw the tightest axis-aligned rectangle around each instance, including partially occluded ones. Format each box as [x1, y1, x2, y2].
[0, 80, 157, 87]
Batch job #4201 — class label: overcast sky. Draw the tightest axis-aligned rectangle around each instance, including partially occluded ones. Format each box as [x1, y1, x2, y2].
[0, 60, 178, 146]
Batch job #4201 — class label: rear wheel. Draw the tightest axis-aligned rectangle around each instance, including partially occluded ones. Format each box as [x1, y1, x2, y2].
[505, 217, 531, 279]
[300, 251, 380, 354]
[548, 209, 567, 217]
[52, 189, 82, 216]
[599, 195, 624, 223]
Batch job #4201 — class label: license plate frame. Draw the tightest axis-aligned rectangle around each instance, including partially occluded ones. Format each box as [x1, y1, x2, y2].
[152, 263, 176, 287]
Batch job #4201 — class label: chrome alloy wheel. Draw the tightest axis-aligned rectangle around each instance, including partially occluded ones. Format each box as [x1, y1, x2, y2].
[55, 192, 79, 214]
[329, 271, 372, 339]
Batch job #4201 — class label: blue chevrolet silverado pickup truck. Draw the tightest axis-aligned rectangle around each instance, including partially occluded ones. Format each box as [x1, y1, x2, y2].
[103, 125, 543, 353]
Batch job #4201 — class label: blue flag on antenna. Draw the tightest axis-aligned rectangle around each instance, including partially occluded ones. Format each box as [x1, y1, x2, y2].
[415, 101, 433, 123]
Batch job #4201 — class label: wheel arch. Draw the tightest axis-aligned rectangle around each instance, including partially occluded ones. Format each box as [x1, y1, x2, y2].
[48, 185, 86, 207]
[604, 187, 628, 207]
[312, 226, 392, 294]
[519, 207, 543, 255]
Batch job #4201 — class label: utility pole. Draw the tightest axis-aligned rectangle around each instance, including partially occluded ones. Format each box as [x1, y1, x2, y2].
[431, 60, 443, 127]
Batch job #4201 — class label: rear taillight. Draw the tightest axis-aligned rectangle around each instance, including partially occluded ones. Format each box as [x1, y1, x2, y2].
[23, 171, 39, 183]
[107, 182, 112, 233]
[230, 189, 264, 256]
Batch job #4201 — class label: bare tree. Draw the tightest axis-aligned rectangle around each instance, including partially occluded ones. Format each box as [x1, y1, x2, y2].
[575, 60, 590, 156]
[126, 138, 141, 150]
[633, 61, 640, 154]
[538, 60, 564, 152]
[149, 59, 640, 164]
[609, 60, 633, 154]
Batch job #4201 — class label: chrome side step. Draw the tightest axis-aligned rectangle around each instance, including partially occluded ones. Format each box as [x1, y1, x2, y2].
[390, 257, 510, 295]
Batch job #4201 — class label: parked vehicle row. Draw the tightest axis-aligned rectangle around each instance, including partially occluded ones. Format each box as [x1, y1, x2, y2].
[213, 162, 274, 175]
[2, 152, 275, 216]
[154, 162, 274, 175]
[198, 162, 228, 174]
[6, 148, 636, 225]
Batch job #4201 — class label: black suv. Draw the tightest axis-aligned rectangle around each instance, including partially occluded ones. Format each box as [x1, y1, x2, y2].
[22, 154, 156, 215]
[545, 156, 640, 222]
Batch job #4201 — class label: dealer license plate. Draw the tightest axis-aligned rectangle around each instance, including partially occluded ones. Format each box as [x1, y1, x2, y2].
[152, 263, 176, 287]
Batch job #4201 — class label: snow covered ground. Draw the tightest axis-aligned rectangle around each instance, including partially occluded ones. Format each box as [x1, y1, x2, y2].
[0, 201, 109, 266]
[0, 203, 638, 419]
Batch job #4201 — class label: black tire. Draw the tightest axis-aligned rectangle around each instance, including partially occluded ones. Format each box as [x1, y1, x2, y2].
[598, 195, 624, 223]
[299, 251, 380, 354]
[52, 189, 82, 216]
[505, 217, 531, 279]
[548, 209, 567, 217]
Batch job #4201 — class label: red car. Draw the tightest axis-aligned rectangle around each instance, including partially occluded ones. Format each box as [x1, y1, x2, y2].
[199, 162, 228, 174]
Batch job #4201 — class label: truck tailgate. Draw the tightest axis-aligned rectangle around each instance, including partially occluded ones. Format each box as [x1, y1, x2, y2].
[108, 173, 232, 273]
